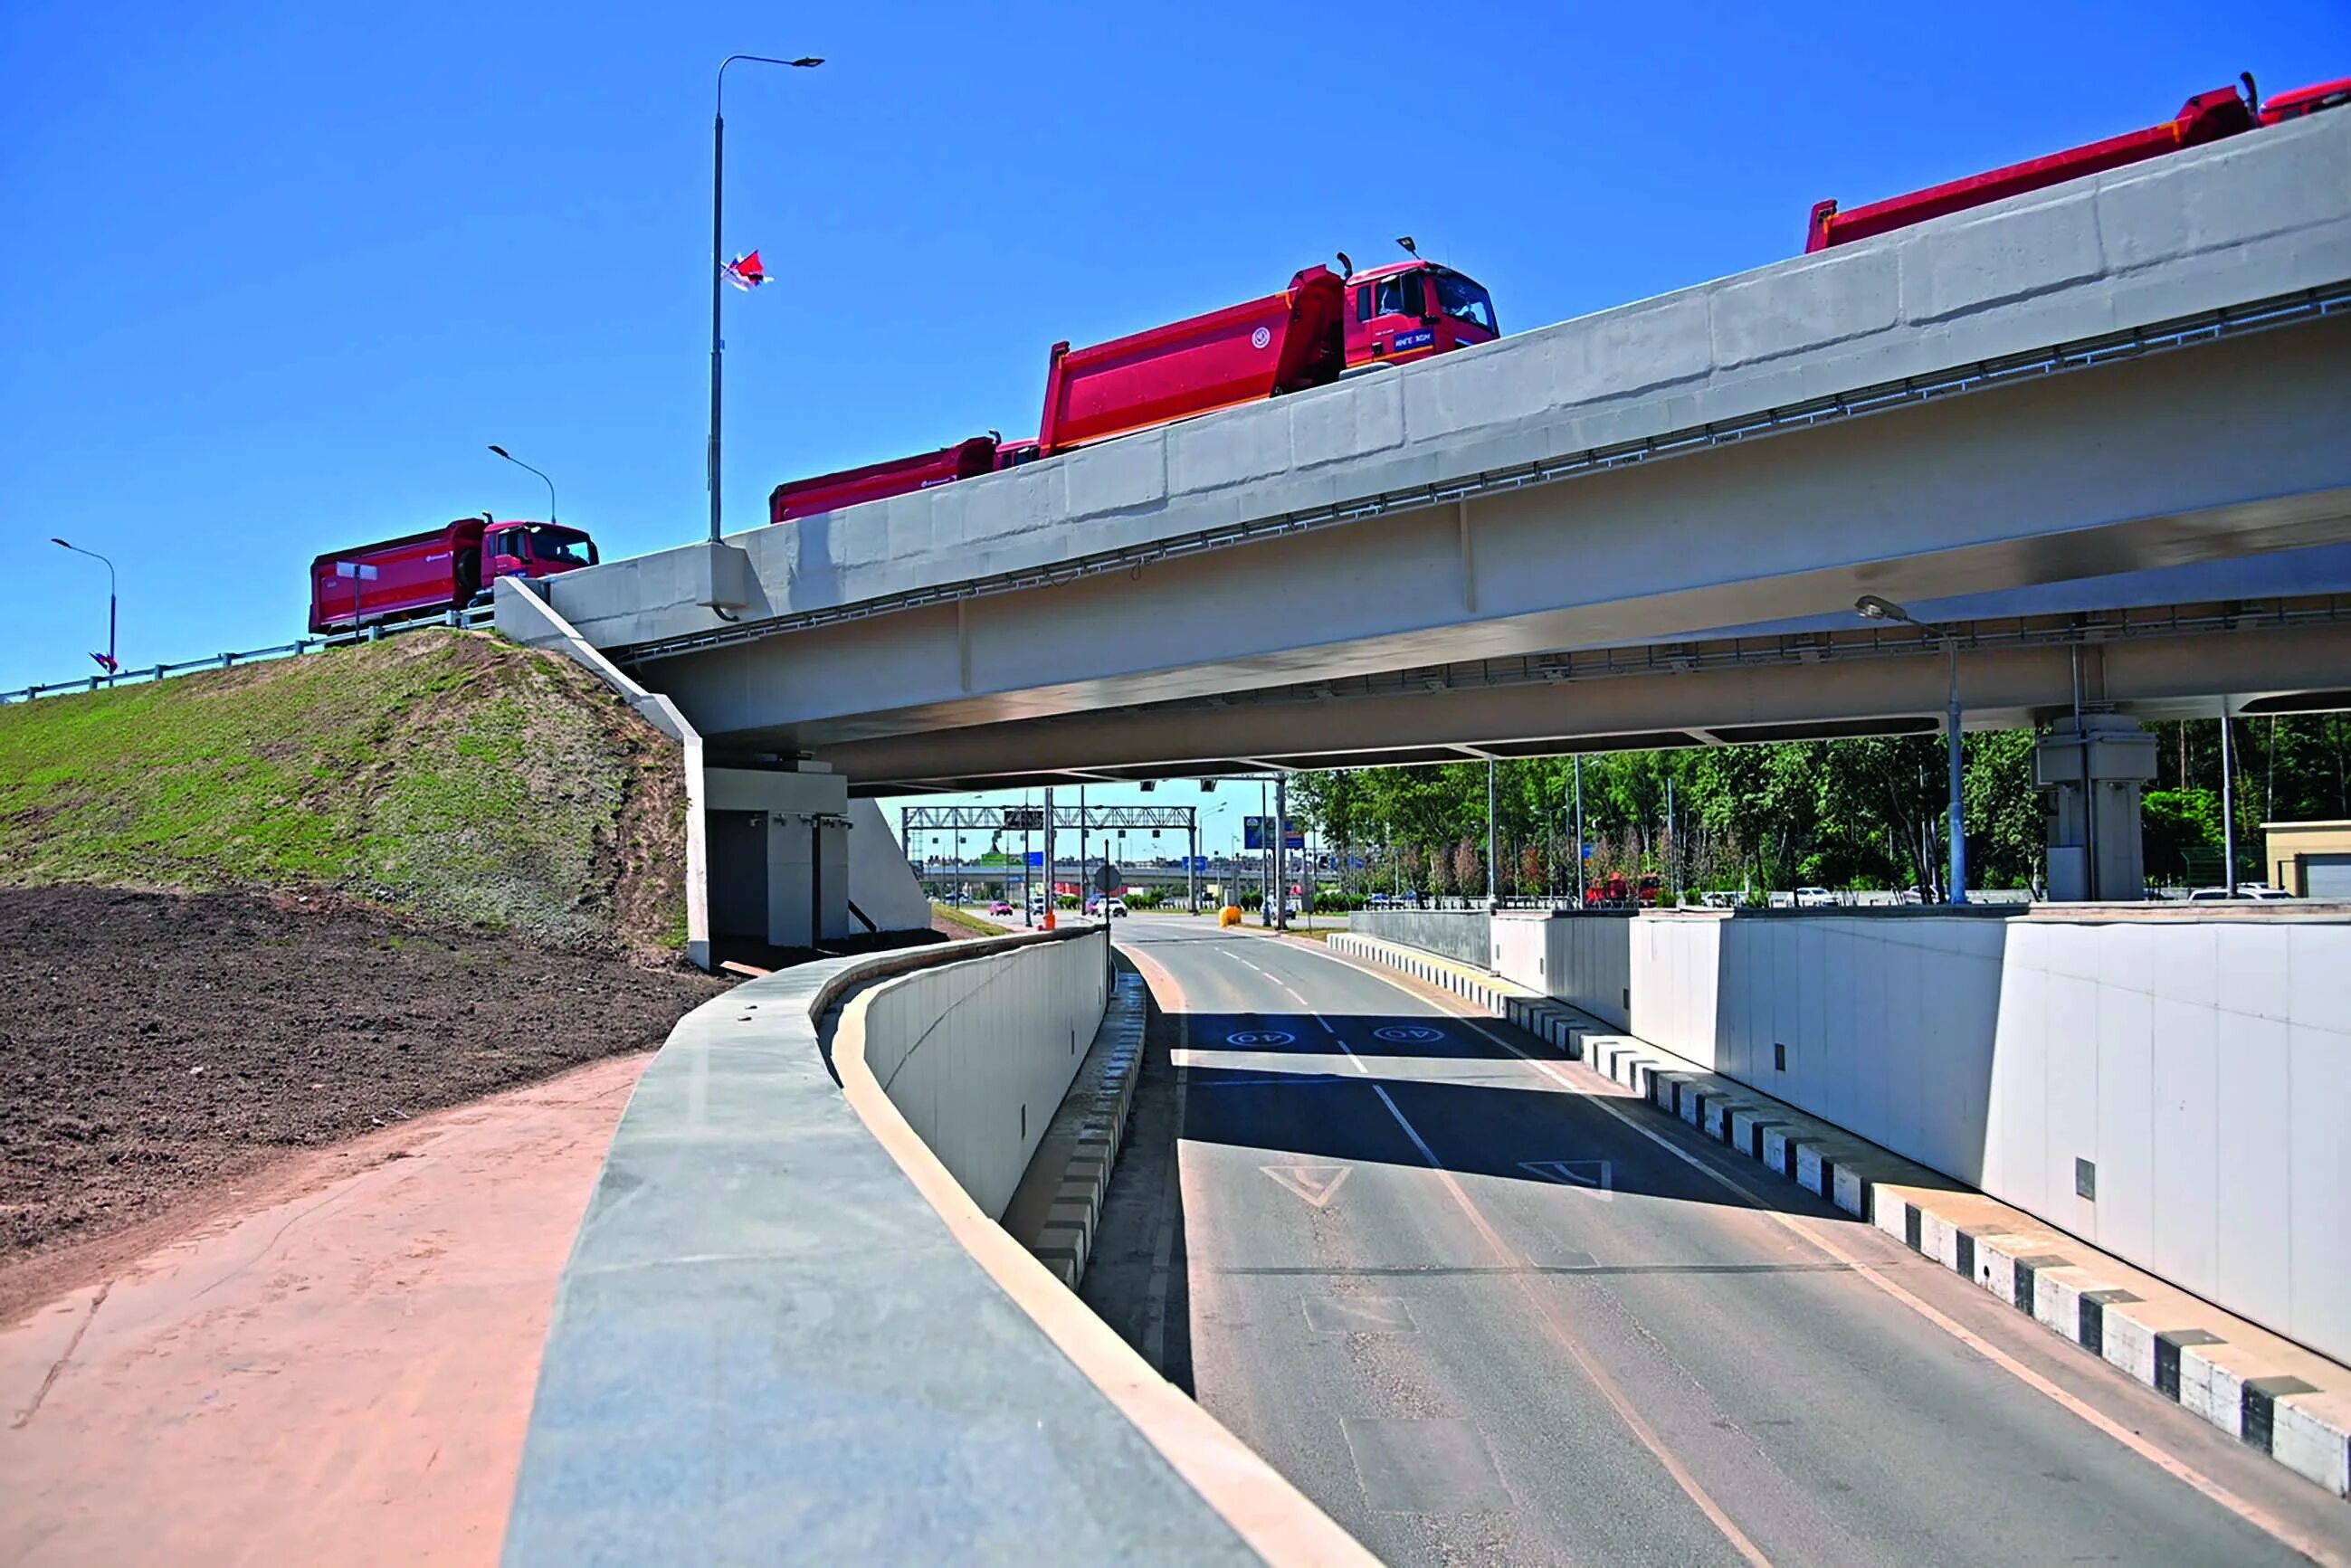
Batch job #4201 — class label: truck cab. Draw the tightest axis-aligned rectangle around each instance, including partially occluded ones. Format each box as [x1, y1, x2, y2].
[472, 522, 597, 599]
[1344, 261, 1498, 368]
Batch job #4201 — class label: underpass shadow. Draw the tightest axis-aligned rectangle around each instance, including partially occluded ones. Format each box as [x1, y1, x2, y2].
[1174, 1009, 1900, 1221]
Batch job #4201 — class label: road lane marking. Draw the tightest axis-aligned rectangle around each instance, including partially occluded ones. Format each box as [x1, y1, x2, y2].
[1304, 1297, 1417, 1334]
[1147, 933, 1772, 1563]
[1518, 1159, 1613, 1199]
[1360, 1087, 1773, 1566]
[1372, 1023, 1445, 1044]
[1309, 945, 2348, 1568]
[1261, 1165, 1354, 1209]
[1224, 1029, 1297, 1048]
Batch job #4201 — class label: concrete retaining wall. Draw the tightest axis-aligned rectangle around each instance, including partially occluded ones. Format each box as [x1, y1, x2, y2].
[861, 935, 1110, 1219]
[1627, 909, 2351, 1365]
[1490, 910, 1635, 1031]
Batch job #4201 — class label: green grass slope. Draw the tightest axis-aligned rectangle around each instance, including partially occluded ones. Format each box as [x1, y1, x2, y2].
[0, 632, 689, 955]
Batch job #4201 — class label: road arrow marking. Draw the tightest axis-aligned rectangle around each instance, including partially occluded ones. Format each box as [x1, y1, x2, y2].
[1261, 1164, 1354, 1209]
[1518, 1159, 1613, 1200]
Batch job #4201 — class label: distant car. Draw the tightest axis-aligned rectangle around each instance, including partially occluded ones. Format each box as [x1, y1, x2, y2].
[1793, 887, 1838, 908]
[1103, 898, 1129, 917]
[2188, 884, 2292, 902]
[989, 900, 1014, 916]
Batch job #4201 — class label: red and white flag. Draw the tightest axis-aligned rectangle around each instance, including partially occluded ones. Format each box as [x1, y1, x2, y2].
[89, 652, 119, 674]
[722, 250, 769, 291]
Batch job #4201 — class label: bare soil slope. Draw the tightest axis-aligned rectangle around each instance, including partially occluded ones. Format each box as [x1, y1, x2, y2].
[0, 885, 722, 1268]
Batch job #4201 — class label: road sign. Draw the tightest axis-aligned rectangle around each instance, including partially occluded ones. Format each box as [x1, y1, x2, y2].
[1027, 850, 1045, 867]
[1242, 815, 1305, 851]
[1002, 806, 1045, 831]
[1094, 863, 1122, 892]
[1186, 855, 1210, 871]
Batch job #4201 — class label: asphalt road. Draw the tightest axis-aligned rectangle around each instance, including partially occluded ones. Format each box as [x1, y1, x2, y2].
[1107, 917, 2351, 1568]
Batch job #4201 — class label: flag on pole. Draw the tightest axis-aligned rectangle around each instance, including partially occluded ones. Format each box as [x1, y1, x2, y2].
[722, 250, 769, 290]
[89, 652, 119, 674]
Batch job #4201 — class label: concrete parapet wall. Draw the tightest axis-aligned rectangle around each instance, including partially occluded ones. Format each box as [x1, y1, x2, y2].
[861, 936, 1109, 1219]
[507, 927, 1369, 1565]
[1350, 909, 1492, 969]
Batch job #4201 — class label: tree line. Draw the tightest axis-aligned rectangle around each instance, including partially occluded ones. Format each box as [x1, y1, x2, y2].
[1287, 715, 2351, 898]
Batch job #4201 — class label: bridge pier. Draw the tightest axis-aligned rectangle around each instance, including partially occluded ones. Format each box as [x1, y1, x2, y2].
[2034, 715, 2157, 900]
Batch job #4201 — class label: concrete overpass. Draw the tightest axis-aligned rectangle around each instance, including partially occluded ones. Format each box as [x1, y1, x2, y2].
[509, 109, 2351, 794]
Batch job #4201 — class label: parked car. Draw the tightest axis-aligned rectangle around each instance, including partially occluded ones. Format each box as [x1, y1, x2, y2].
[2188, 884, 2292, 901]
[1793, 887, 1839, 908]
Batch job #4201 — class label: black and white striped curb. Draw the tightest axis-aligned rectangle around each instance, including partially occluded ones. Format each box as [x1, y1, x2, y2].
[1325, 931, 1584, 1055]
[1024, 970, 1148, 1291]
[1326, 930, 2351, 1498]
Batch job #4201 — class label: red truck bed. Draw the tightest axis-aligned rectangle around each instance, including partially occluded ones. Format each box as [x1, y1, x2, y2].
[1036, 265, 1347, 453]
[763, 265, 1350, 525]
[769, 436, 1000, 525]
[1806, 84, 2256, 252]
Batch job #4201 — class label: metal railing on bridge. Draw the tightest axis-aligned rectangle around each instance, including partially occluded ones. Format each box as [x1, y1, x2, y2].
[0, 603, 495, 706]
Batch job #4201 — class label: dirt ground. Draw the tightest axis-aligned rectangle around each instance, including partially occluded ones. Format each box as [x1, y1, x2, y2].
[0, 884, 725, 1285]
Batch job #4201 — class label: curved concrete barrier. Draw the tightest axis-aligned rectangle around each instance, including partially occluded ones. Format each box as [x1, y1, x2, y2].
[504, 928, 1372, 1566]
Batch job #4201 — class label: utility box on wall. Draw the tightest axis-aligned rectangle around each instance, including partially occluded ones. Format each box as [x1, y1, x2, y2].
[2035, 717, 2157, 900]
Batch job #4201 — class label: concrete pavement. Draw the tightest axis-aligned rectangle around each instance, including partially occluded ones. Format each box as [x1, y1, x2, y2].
[1111, 916, 2351, 1567]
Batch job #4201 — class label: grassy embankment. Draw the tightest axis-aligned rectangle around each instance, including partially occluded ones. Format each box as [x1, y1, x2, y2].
[0, 632, 689, 955]
[929, 901, 1011, 938]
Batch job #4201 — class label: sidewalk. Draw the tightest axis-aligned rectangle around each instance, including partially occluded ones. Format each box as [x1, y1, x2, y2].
[0, 1053, 646, 1565]
[1321, 929, 2351, 1499]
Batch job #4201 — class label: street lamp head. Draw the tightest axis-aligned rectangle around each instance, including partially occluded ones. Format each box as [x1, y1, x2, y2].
[487, 444, 509, 459]
[1854, 593, 1915, 625]
[51, 537, 70, 548]
[789, 56, 823, 67]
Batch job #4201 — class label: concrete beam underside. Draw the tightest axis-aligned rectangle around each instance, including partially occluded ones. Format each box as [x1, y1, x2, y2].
[812, 621, 2351, 789]
[642, 320, 2351, 757]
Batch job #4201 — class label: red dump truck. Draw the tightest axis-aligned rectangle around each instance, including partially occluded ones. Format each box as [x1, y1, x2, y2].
[1807, 71, 2351, 252]
[308, 517, 599, 632]
[769, 254, 1497, 525]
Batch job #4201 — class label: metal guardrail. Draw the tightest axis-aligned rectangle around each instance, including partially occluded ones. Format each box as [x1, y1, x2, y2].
[0, 603, 495, 705]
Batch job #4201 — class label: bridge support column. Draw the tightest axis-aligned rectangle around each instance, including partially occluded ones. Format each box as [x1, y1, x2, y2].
[2034, 717, 2157, 901]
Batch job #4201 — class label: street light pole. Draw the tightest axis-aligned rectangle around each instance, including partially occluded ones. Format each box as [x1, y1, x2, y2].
[710, 53, 823, 544]
[486, 445, 557, 522]
[1857, 594, 1967, 906]
[51, 538, 117, 675]
[1574, 755, 1585, 906]
[1485, 757, 1499, 908]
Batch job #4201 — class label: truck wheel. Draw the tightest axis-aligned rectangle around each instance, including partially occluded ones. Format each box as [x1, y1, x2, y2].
[453, 547, 481, 605]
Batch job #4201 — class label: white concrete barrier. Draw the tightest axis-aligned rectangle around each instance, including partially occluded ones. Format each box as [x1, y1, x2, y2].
[1630, 908, 2351, 1364]
[1490, 910, 1635, 1031]
[859, 933, 1111, 1219]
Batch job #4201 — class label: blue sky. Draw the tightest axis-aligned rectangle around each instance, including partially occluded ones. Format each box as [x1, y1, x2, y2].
[5, 1, 2344, 851]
